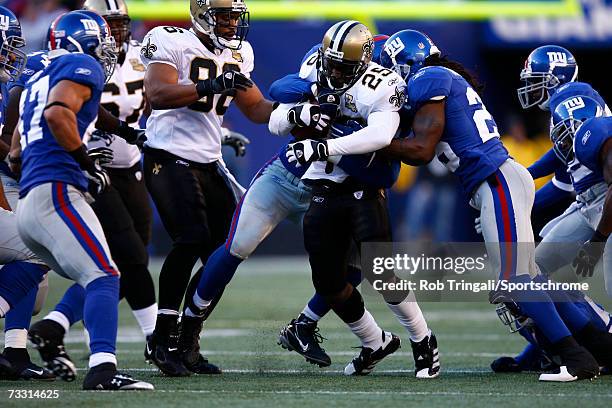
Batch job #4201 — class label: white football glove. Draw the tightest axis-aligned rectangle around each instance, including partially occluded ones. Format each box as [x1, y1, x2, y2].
[286, 139, 329, 167]
[287, 103, 331, 132]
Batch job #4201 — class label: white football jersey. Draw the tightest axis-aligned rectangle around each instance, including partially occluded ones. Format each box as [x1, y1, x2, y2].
[88, 41, 145, 168]
[140, 26, 254, 163]
[298, 55, 405, 182]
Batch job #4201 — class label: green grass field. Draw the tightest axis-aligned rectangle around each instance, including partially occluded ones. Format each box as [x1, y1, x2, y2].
[1, 257, 611, 407]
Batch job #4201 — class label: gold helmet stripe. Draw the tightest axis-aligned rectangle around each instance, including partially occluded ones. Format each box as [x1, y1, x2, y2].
[329, 20, 360, 54]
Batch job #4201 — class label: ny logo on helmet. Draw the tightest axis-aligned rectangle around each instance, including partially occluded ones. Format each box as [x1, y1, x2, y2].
[384, 37, 405, 59]
[547, 52, 568, 65]
[80, 19, 100, 33]
[0, 15, 9, 31]
[562, 97, 585, 115]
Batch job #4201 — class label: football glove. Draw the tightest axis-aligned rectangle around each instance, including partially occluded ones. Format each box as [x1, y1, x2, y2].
[286, 139, 329, 167]
[116, 120, 147, 148]
[196, 71, 253, 96]
[316, 90, 341, 122]
[84, 162, 111, 196]
[287, 103, 331, 132]
[222, 129, 250, 157]
[87, 146, 114, 166]
[572, 231, 607, 277]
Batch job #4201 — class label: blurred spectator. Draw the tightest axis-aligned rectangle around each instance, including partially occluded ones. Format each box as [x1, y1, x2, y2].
[9, 0, 68, 53]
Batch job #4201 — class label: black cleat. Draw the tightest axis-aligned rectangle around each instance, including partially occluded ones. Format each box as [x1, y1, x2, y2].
[0, 354, 13, 377]
[1, 348, 55, 381]
[539, 336, 599, 382]
[83, 362, 153, 391]
[410, 331, 440, 379]
[344, 331, 401, 376]
[145, 331, 191, 377]
[278, 315, 331, 367]
[179, 316, 221, 374]
[28, 320, 76, 382]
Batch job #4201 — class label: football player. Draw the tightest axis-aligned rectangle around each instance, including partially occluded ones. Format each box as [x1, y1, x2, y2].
[265, 20, 407, 376]
[379, 29, 612, 381]
[517, 47, 612, 283]
[26, 1, 158, 381]
[13, 11, 152, 390]
[140, 0, 276, 376]
[491, 287, 612, 374]
[555, 96, 612, 295]
[262, 34, 439, 378]
[0, 5, 55, 381]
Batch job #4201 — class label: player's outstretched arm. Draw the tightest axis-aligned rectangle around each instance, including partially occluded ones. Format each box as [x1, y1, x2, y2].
[235, 83, 275, 124]
[381, 101, 445, 165]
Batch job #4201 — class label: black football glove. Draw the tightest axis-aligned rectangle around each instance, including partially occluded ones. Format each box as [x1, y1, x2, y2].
[116, 120, 147, 148]
[84, 162, 111, 196]
[572, 231, 607, 277]
[222, 129, 250, 157]
[316, 90, 341, 122]
[286, 139, 329, 167]
[69, 145, 111, 196]
[287, 103, 331, 132]
[196, 71, 253, 97]
[87, 146, 114, 166]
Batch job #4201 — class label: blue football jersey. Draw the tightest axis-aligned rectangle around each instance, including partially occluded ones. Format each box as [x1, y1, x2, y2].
[406, 66, 509, 195]
[19, 53, 105, 197]
[573, 117, 612, 176]
[8, 51, 50, 91]
[547, 82, 608, 194]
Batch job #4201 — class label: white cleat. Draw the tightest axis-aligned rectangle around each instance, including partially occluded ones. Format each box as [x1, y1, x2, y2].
[539, 366, 579, 382]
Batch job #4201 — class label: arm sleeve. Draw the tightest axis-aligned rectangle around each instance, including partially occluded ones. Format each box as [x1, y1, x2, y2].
[407, 67, 453, 110]
[55, 55, 105, 93]
[527, 148, 564, 180]
[326, 110, 400, 156]
[338, 153, 400, 189]
[268, 103, 295, 136]
[140, 27, 179, 70]
[268, 73, 314, 103]
[533, 180, 574, 213]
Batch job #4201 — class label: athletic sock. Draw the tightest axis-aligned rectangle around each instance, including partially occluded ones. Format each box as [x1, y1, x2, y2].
[4, 328, 28, 349]
[84, 276, 119, 359]
[0, 262, 46, 315]
[5, 287, 38, 332]
[53, 283, 85, 327]
[303, 266, 363, 322]
[386, 292, 429, 342]
[44, 311, 70, 334]
[196, 245, 243, 302]
[132, 304, 158, 337]
[347, 310, 384, 350]
[511, 276, 571, 343]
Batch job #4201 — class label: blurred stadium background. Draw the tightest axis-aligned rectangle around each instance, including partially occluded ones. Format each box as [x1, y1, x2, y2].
[4, 0, 612, 255]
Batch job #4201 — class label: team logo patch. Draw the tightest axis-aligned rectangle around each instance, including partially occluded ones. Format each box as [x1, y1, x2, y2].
[313, 196, 325, 203]
[582, 130, 592, 145]
[388, 77, 398, 86]
[344, 93, 357, 113]
[135, 171, 143, 181]
[389, 86, 406, 109]
[196, 0, 207, 7]
[141, 38, 157, 59]
[232, 50, 243, 63]
[129, 58, 145, 72]
[152, 163, 162, 175]
[0, 15, 9, 31]
[353, 191, 363, 200]
[75, 67, 92, 76]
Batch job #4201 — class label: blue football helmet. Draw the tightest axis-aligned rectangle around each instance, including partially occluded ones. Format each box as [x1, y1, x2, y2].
[49, 11, 117, 81]
[550, 96, 604, 164]
[380, 29, 440, 83]
[0, 6, 26, 82]
[517, 45, 578, 110]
